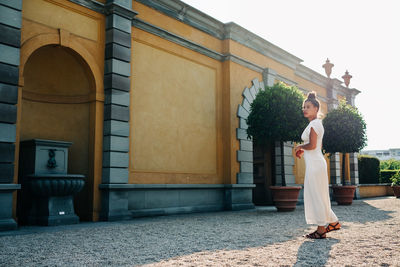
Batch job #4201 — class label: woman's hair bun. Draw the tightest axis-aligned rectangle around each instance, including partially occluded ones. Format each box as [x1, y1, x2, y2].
[307, 91, 317, 100]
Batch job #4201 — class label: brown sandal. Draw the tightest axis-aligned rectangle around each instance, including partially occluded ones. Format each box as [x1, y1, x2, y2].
[306, 230, 326, 239]
[325, 222, 341, 233]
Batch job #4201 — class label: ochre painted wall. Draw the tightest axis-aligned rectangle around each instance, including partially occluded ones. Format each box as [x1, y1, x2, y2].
[130, 28, 224, 184]
[131, 41, 217, 174]
[359, 185, 393, 198]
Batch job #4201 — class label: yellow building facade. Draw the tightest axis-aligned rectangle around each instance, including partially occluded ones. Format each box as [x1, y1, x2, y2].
[0, 0, 361, 229]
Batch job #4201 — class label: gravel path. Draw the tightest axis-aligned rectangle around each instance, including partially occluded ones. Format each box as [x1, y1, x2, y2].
[0, 197, 399, 266]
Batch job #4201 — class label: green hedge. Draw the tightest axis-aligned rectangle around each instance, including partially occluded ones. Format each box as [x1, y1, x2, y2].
[358, 155, 380, 184]
[380, 159, 400, 170]
[380, 170, 399, 183]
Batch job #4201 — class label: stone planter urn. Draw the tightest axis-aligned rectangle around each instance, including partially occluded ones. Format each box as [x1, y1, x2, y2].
[18, 139, 85, 226]
[269, 186, 302, 211]
[332, 185, 356, 205]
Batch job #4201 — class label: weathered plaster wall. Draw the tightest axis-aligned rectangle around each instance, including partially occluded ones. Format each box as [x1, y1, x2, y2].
[130, 28, 223, 184]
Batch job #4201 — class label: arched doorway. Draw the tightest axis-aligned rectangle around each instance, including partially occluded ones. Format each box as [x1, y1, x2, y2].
[236, 78, 275, 205]
[18, 44, 95, 221]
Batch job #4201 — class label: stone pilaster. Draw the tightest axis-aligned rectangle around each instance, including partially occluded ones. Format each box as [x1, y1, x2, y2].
[329, 153, 341, 185]
[100, 0, 137, 221]
[0, 0, 22, 230]
[262, 68, 277, 87]
[274, 141, 296, 186]
[349, 152, 360, 198]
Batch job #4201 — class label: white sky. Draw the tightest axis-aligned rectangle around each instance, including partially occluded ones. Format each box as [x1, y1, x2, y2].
[182, 0, 400, 150]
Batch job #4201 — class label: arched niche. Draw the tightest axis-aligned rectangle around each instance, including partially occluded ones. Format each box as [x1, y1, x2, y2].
[19, 44, 96, 221]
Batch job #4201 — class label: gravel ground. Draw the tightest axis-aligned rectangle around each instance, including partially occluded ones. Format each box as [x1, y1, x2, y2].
[0, 197, 399, 266]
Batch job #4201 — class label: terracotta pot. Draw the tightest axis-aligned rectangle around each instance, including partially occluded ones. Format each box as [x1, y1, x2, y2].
[332, 185, 356, 205]
[392, 185, 400, 198]
[269, 186, 302, 212]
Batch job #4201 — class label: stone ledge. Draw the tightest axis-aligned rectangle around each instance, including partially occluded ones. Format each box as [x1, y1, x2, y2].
[100, 183, 255, 190]
[0, 184, 20, 191]
[358, 183, 391, 187]
[131, 204, 225, 218]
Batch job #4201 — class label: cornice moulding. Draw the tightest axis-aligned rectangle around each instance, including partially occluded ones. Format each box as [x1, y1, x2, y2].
[136, 0, 303, 69]
[224, 22, 303, 70]
[69, 0, 105, 13]
[295, 64, 329, 89]
[132, 17, 224, 61]
[135, 0, 225, 38]
[105, 2, 138, 19]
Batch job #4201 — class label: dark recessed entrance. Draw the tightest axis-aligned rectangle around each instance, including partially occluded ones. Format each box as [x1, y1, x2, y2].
[252, 143, 275, 205]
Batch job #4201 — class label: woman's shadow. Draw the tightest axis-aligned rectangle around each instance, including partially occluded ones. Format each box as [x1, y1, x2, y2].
[294, 238, 339, 266]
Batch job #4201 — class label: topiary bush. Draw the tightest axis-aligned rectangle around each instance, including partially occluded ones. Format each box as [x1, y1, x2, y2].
[380, 170, 399, 183]
[246, 82, 308, 186]
[323, 100, 367, 185]
[246, 82, 308, 147]
[358, 155, 380, 184]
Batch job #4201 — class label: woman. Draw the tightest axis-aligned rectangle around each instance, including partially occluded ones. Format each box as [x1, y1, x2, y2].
[294, 91, 341, 239]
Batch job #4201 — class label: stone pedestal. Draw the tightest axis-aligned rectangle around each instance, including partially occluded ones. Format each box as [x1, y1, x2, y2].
[28, 196, 79, 226]
[18, 140, 85, 226]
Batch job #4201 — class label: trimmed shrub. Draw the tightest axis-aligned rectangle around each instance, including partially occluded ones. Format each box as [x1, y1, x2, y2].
[380, 170, 399, 183]
[246, 82, 307, 146]
[358, 155, 380, 184]
[323, 100, 367, 185]
[380, 159, 400, 170]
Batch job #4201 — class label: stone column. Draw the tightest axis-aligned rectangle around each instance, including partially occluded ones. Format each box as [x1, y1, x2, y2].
[0, 0, 22, 230]
[100, 0, 137, 221]
[349, 152, 360, 198]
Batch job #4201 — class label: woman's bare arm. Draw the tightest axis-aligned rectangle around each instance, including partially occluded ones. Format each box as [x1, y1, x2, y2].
[295, 127, 317, 151]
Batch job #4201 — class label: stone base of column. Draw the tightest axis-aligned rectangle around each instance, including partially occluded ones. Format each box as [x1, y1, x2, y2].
[99, 188, 130, 221]
[0, 184, 20, 231]
[0, 219, 17, 231]
[225, 184, 256, 210]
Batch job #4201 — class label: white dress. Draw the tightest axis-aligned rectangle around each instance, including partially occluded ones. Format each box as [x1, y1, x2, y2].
[301, 119, 338, 226]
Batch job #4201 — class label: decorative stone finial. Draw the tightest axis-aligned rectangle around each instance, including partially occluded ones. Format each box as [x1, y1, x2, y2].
[342, 70, 352, 88]
[322, 58, 334, 78]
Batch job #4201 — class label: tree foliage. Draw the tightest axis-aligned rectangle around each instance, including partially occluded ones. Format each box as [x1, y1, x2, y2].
[322, 100, 367, 154]
[246, 82, 308, 147]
